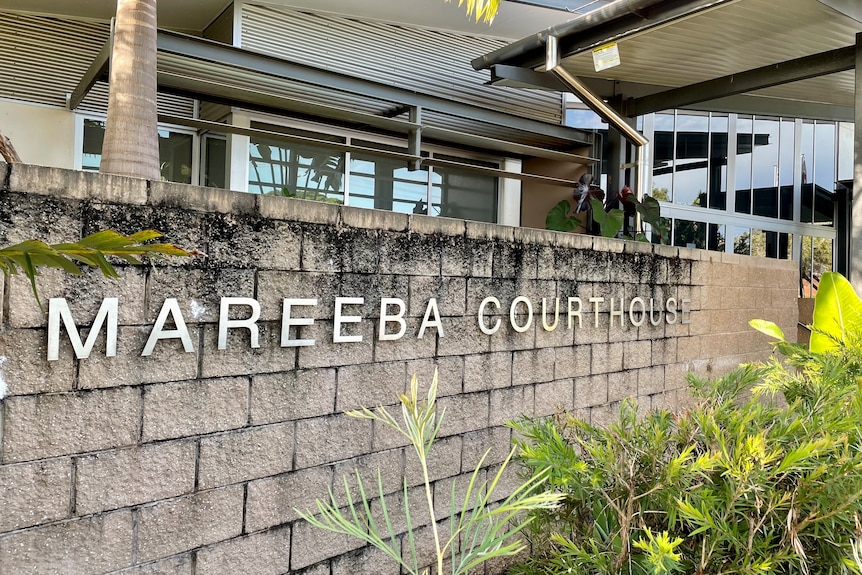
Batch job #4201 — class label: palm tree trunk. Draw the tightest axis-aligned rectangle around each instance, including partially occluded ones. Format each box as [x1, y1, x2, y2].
[0, 129, 21, 163]
[100, 0, 160, 180]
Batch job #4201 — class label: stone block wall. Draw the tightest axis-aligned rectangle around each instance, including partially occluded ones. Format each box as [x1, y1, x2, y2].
[0, 163, 798, 575]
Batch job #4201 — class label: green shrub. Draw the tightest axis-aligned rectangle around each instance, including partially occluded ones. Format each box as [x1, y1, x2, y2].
[510, 274, 862, 575]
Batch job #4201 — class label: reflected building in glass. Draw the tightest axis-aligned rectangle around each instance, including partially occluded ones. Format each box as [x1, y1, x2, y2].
[567, 105, 848, 297]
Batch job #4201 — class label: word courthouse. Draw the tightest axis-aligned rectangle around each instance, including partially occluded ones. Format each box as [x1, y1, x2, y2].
[46, 295, 693, 360]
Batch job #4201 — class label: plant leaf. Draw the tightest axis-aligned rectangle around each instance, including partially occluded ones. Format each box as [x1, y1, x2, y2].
[810, 271, 862, 353]
[749, 319, 786, 342]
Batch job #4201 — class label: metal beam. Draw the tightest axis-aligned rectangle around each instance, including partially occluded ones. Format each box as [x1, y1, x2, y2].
[421, 126, 597, 164]
[157, 115, 584, 188]
[489, 65, 568, 91]
[156, 30, 593, 146]
[68, 38, 111, 110]
[851, 31, 862, 289]
[625, 46, 856, 117]
[156, 72, 420, 134]
[817, 0, 862, 23]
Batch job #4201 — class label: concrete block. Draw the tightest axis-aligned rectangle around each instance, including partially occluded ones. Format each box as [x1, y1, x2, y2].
[294, 413, 372, 469]
[623, 339, 652, 370]
[554, 345, 592, 380]
[574, 374, 608, 408]
[147, 267, 255, 323]
[342, 205, 409, 232]
[198, 423, 294, 489]
[465, 221, 513, 242]
[608, 370, 638, 403]
[195, 527, 291, 575]
[142, 377, 248, 442]
[2, 387, 139, 463]
[573, 311, 610, 345]
[0, 458, 72, 532]
[372, 328, 438, 363]
[461, 427, 512, 472]
[0, 328, 76, 395]
[77, 325, 200, 390]
[512, 347, 555, 386]
[489, 385, 533, 427]
[463, 352, 512, 392]
[109, 554, 192, 575]
[338, 273, 410, 320]
[7, 266, 146, 329]
[245, 465, 333, 531]
[200, 322, 297, 378]
[651, 337, 678, 365]
[336, 361, 406, 412]
[638, 366, 666, 396]
[0, 510, 133, 575]
[409, 213, 465, 237]
[291, 515, 365, 570]
[534, 379, 575, 416]
[379, 231, 442, 276]
[440, 235, 493, 278]
[250, 369, 336, 424]
[404, 357, 463, 397]
[76, 440, 196, 514]
[296, 320, 375, 370]
[10, 164, 147, 205]
[535, 317, 576, 349]
[332, 448, 404, 507]
[207, 216, 300, 271]
[676, 336, 702, 362]
[301, 225, 377, 274]
[493, 240, 538, 279]
[590, 342, 623, 374]
[536, 244, 557, 280]
[150, 181, 255, 215]
[136, 487, 243, 561]
[433, 470, 485, 519]
[437, 392, 489, 437]
[436, 316, 491, 357]
[465, 277, 517, 318]
[408, 276, 467, 318]
[489, 315, 536, 353]
[257, 194, 340, 225]
[405, 435, 462, 487]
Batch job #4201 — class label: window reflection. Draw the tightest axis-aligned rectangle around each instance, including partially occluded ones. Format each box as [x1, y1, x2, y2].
[800, 235, 833, 297]
[708, 223, 725, 252]
[673, 218, 705, 249]
[752, 118, 779, 218]
[652, 113, 674, 202]
[673, 113, 709, 208]
[735, 116, 753, 214]
[708, 114, 728, 210]
[248, 137, 345, 203]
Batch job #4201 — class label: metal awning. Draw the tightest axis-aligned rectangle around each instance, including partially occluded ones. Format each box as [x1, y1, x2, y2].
[69, 28, 598, 168]
[475, 0, 862, 122]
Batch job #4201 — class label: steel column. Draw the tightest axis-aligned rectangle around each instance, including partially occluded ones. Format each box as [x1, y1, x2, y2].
[852, 32, 862, 288]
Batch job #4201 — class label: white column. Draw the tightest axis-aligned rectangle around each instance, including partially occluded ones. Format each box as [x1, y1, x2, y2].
[498, 158, 522, 226]
[225, 111, 250, 193]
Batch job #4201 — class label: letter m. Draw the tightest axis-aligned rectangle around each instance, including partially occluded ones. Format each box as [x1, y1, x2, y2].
[47, 298, 118, 360]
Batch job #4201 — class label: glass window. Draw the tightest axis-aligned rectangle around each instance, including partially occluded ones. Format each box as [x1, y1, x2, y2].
[81, 119, 193, 184]
[673, 113, 709, 208]
[838, 122, 854, 182]
[652, 113, 674, 202]
[707, 223, 725, 252]
[432, 163, 497, 223]
[673, 218, 705, 249]
[565, 109, 607, 130]
[248, 136, 345, 203]
[800, 236, 833, 297]
[349, 154, 428, 214]
[735, 116, 753, 214]
[752, 117, 779, 218]
[708, 114, 728, 210]
[779, 119, 795, 188]
[814, 122, 836, 225]
[202, 134, 226, 189]
[733, 227, 751, 255]
[800, 120, 815, 223]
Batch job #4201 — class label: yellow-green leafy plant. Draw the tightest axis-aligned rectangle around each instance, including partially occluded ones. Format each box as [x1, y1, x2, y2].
[510, 275, 862, 575]
[298, 371, 562, 575]
[0, 230, 196, 309]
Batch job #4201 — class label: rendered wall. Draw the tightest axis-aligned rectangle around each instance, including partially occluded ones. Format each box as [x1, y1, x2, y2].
[0, 101, 76, 169]
[0, 163, 798, 575]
